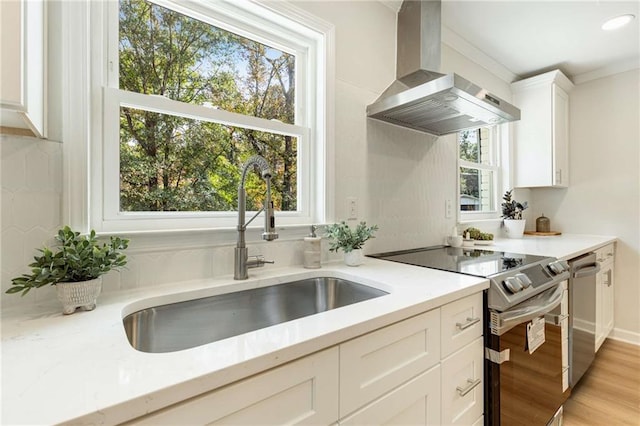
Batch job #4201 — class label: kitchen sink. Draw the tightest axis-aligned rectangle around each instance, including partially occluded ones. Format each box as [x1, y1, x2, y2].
[123, 277, 389, 353]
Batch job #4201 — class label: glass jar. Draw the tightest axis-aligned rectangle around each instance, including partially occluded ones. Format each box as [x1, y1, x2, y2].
[536, 214, 551, 233]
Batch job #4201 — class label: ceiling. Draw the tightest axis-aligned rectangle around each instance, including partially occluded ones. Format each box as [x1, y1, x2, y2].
[380, 0, 640, 83]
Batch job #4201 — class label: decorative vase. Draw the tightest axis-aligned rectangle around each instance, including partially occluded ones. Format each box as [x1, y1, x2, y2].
[56, 277, 103, 315]
[344, 249, 364, 266]
[503, 219, 526, 239]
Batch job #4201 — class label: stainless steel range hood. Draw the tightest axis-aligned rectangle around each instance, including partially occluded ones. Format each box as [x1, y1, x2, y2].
[367, 0, 520, 136]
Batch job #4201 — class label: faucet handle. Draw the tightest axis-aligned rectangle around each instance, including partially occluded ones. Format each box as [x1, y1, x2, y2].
[247, 255, 275, 269]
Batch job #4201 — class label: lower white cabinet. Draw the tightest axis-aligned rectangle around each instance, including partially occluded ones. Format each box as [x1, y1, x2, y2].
[441, 337, 484, 425]
[126, 347, 339, 425]
[127, 292, 485, 426]
[595, 244, 615, 351]
[339, 309, 440, 417]
[340, 365, 441, 425]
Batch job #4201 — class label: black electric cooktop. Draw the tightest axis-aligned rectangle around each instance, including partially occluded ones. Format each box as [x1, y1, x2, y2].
[368, 246, 551, 278]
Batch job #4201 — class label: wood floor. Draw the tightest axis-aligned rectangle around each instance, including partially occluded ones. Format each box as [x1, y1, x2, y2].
[563, 339, 640, 426]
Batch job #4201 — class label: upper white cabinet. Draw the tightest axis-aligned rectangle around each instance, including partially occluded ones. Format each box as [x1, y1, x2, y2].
[0, 0, 46, 137]
[511, 69, 573, 188]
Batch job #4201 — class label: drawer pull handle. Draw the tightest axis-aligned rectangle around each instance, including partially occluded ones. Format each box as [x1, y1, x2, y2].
[456, 317, 480, 330]
[456, 378, 481, 397]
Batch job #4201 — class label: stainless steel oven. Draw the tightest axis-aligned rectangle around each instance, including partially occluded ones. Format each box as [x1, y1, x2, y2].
[485, 285, 570, 426]
[369, 246, 570, 426]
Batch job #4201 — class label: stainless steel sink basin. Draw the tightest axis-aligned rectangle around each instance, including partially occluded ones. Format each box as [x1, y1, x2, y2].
[123, 277, 388, 353]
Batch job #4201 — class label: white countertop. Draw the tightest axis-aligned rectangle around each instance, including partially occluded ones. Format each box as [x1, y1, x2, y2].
[1, 258, 488, 426]
[483, 233, 616, 260]
[1, 233, 615, 425]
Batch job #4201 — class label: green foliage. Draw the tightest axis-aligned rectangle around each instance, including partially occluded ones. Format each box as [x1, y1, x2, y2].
[501, 190, 528, 220]
[6, 227, 129, 296]
[459, 130, 479, 198]
[118, 0, 298, 213]
[325, 221, 379, 253]
[463, 227, 494, 241]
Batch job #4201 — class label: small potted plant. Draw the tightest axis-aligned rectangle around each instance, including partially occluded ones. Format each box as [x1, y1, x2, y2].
[325, 221, 378, 266]
[501, 190, 528, 238]
[6, 226, 129, 314]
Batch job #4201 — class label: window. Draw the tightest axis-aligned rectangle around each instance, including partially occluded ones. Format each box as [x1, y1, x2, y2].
[458, 127, 501, 220]
[88, 0, 330, 232]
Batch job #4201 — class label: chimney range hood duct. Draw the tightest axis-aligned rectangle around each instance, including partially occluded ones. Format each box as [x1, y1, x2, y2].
[367, 0, 520, 136]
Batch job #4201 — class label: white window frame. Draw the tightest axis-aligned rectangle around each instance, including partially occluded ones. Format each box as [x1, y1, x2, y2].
[62, 0, 335, 235]
[458, 125, 504, 222]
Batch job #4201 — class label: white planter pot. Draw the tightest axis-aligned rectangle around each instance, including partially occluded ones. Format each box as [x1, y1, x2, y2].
[503, 219, 526, 239]
[56, 277, 102, 315]
[344, 249, 364, 266]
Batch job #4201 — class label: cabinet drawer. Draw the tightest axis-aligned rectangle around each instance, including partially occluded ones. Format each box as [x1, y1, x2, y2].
[340, 309, 441, 417]
[441, 293, 483, 358]
[441, 337, 484, 425]
[127, 347, 339, 425]
[595, 243, 615, 263]
[340, 365, 441, 426]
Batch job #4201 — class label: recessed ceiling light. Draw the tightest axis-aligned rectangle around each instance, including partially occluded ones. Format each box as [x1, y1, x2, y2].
[601, 14, 635, 31]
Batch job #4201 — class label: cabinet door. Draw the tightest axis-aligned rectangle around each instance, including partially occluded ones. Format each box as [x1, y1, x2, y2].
[126, 347, 339, 425]
[0, 0, 45, 136]
[0, 0, 23, 106]
[340, 365, 441, 426]
[511, 69, 573, 188]
[596, 260, 615, 352]
[603, 263, 615, 338]
[340, 309, 440, 417]
[552, 84, 569, 187]
[441, 292, 483, 358]
[441, 337, 484, 425]
[512, 85, 553, 188]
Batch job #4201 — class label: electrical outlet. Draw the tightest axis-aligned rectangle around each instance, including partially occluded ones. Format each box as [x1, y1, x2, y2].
[347, 197, 358, 220]
[445, 199, 453, 219]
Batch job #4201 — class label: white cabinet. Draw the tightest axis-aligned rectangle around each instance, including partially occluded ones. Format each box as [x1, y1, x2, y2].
[0, 0, 46, 137]
[441, 292, 483, 358]
[595, 243, 615, 351]
[125, 347, 340, 426]
[441, 337, 484, 425]
[511, 69, 573, 188]
[339, 309, 441, 417]
[341, 292, 484, 426]
[340, 365, 441, 426]
[127, 292, 485, 426]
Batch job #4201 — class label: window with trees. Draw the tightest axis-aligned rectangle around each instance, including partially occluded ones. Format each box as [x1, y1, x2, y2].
[458, 127, 500, 218]
[93, 0, 327, 232]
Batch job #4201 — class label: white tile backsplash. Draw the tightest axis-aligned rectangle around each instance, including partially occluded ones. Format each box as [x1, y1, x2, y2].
[1, 135, 64, 310]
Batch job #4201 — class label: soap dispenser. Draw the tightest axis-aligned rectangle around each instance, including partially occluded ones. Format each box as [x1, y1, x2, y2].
[303, 225, 322, 269]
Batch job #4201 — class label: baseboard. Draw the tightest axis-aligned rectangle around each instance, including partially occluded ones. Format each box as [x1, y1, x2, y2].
[609, 327, 640, 346]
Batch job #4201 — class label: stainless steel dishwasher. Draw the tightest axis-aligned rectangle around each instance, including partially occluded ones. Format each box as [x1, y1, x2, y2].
[569, 253, 600, 387]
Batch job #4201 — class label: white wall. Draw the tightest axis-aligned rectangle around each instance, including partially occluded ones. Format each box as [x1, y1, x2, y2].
[530, 69, 640, 341]
[0, 1, 523, 310]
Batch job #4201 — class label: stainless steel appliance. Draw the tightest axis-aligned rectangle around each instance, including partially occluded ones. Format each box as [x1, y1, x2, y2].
[369, 246, 570, 426]
[568, 253, 600, 386]
[367, 0, 520, 135]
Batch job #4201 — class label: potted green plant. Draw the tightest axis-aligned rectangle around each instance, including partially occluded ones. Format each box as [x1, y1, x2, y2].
[7, 226, 129, 314]
[501, 190, 528, 238]
[325, 221, 378, 266]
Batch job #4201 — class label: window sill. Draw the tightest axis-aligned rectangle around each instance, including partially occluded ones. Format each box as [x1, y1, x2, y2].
[459, 217, 503, 225]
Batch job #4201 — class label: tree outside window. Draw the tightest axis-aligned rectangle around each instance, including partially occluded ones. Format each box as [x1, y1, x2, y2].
[459, 127, 498, 214]
[118, 0, 297, 213]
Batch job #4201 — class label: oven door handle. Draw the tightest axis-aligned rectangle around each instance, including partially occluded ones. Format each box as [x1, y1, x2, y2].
[490, 285, 563, 336]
